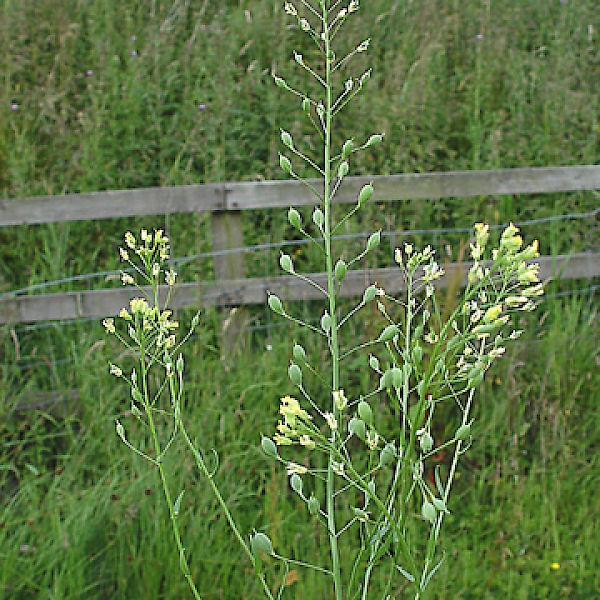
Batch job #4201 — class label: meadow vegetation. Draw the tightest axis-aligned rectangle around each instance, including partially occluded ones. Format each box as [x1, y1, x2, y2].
[0, 0, 598, 598]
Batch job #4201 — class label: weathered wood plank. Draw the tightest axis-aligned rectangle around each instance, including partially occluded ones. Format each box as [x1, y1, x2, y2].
[1, 165, 598, 226]
[1, 253, 596, 324]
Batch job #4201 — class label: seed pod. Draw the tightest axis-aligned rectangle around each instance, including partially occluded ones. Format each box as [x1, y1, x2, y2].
[290, 473, 303, 494]
[348, 417, 366, 440]
[288, 363, 303, 387]
[280, 129, 293, 148]
[378, 443, 396, 467]
[358, 183, 374, 207]
[292, 343, 307, 363]
[337, 160, 349, 179]
[307, 495, 320, 516]
[312, 207, 324, 228]
[421, 501, 437, 524]
[366, 230, 381, 252]
[279, 253, 294, 273]
[432, 497, 450, 514]
[342, 139, 354, 158]
[279, 154, 292, 174]
[368, 354, 380, 371]
[378, 324, 399, 343]
[273, 75, 287, 88]
[334, 259, 347, 281]
[250, 532, 274, 556]
[364, 133, 383, 147]
[321, 312, 332, 332]
[268, 294, 284, 315]
[420, 431, 434, 454]
[260, 436, 278, 458]
[363, 285, 377, 304]
[455, 423, 471, 441]
[288, 207, 302, 229]
[357, 401, 373, 427]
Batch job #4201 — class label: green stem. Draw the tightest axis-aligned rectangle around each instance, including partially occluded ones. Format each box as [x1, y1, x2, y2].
[322, 6, 343, 600]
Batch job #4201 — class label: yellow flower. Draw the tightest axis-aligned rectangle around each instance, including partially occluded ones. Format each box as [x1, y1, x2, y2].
[279, 396, 312, 427]
[550, 562, 560, 571]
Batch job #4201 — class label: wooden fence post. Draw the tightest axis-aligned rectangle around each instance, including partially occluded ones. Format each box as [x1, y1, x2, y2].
[210, 204, 248, 361]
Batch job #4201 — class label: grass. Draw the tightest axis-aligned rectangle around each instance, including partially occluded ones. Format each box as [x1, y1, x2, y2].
[0, 0, 598, 597]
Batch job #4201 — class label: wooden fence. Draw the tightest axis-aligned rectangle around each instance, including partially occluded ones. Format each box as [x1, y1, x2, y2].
[1, 165, 599, 325]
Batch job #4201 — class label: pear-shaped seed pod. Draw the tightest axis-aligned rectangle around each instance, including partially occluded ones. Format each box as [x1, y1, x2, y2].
[250, 532, 274, 556]
[357, 401, 373, 427]
[421, 501, 437, 524]
[261, 436, 278, 458]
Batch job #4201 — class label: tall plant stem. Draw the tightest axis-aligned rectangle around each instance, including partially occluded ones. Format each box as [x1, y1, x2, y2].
[322, 6, 343, 600]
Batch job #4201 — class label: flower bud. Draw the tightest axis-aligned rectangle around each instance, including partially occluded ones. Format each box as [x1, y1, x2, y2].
[288, 363, 303, 387]
[261, 436, 278, 458]
[268, 294, 284, 315]
[358, 183, 374, 207]
[378, 324, 399, 343]
[307, 495, 320, 516]
[290, 473, 303, 494]
[421, 501, 437, 524]
[357, 400, 373, 426]
[337, 160, 349, 179]
[334, 259, 347, 281]
[292, 343, 307, 363]
[366, 230, 381, 252]
[250, 532, 274, 556]
[279, 253, 294, 273]
[279, 154, 292, 174]
[288, 207, 302, 229]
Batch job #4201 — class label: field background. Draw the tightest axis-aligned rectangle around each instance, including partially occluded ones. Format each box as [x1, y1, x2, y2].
[0, 0, 598, 598]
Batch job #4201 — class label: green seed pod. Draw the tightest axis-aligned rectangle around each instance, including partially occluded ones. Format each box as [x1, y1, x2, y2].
[279, 253, 294, 273]
[421, 501, 437, 524]
[290, 473, 303, 494]
[280, 129, 293, 148]
[357, 401, 373, 427]
[302, 97, 311, 112]
[358, 183, 374, 207]
[366, 230, 381, 252]
[378, 443, 396, 467]
[307, 495, 320, 516]
[321, 312, 332, 332]
[368, 354, 380, 371]
[390, 367, 403, 388]
[288, 207, 302, 229]
[268, 294, 284, 315]
[467, 371, 484, 389]
[455, 423, 471, 441]
[364, 133, 383, 148]
[312, 207, 324, 229]
[420, 431, 434, 454]
[348, 417, 366, 440]
[292, 343, 307, 363]
[279, 154, 292, 174]
[288, 363, 303, 387]
[176, 354, 185, 374]
[334, 259, 347, 281]
[273, 75, 287, 88]
[412, 344, 423, 364]
[337, 160, 349, 179]
[378, 324, 399, 343]
[432, 497, 450, 514]
[363, 285, 377, 304]
[342, 139, 354, 158]
[250, 532, 274, 556]
[261, 436, 278, 458]
[413, 324, 424, 340]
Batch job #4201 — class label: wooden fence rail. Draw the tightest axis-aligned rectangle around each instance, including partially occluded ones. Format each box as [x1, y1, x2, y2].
[0, 165, 598, 324]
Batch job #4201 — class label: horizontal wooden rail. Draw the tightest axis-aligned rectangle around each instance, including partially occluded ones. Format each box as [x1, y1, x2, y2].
[1, 165, 598, 226]
[1, 253, 597, 324]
